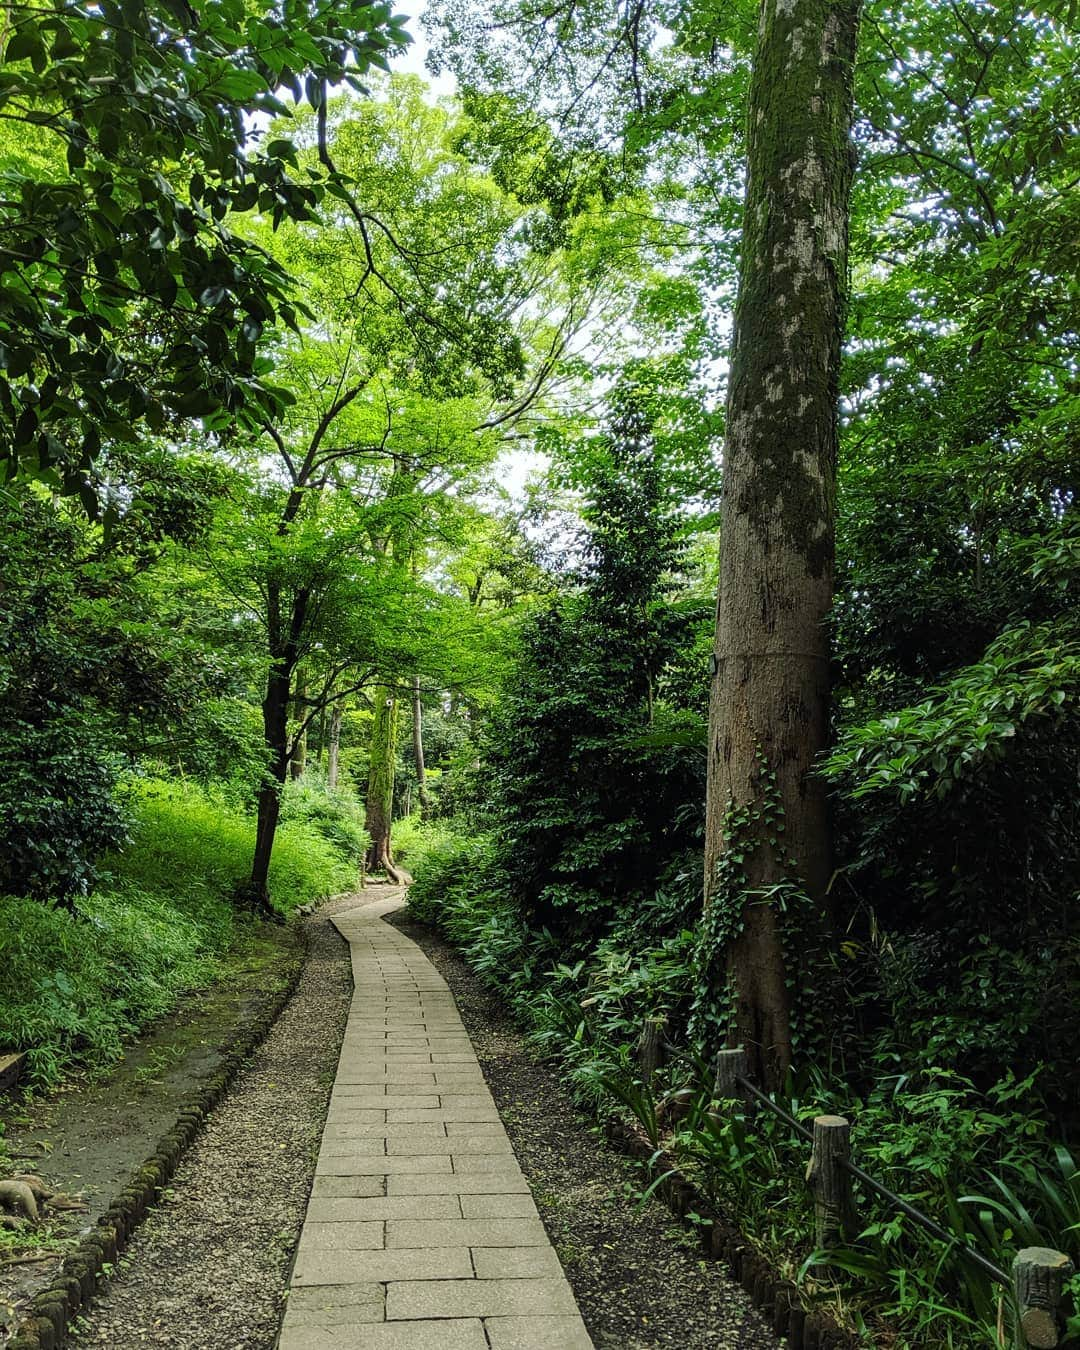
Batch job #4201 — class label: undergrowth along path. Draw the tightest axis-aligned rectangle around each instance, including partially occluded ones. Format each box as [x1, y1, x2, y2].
[281, 889, 594, 1349]
[389, 909, 779, 1350]
[67, 898, 356, 1349]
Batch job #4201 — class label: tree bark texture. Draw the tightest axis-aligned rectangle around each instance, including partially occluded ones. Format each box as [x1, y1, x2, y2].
[704, 0, 861, 1086]
[365, 685, 404, 881]
[411, 675, 432, 821]
[251, 662, 291, 906]
[289, 675, 308, 781]
[327, 703, 342, 790]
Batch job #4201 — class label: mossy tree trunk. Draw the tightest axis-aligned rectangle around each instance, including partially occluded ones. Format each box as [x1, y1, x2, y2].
[704, 0, 861, 1086]
[411, 675, 432, 821]
[365, 685, 404, 881]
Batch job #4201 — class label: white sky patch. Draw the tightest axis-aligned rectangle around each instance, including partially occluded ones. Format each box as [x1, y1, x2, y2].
[389, 19, 458, 100]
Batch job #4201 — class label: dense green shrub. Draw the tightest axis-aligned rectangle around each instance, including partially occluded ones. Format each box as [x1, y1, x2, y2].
[118, 777, 356, 914]
[0, 776, 355, 1088]
[279, 778, 368, 869]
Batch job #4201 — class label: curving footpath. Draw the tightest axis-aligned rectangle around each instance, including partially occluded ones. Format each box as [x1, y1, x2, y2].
[279, 891, 594, 1350]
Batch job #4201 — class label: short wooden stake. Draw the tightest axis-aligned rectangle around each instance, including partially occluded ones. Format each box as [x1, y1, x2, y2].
[714, 1046, 749, 1102]
[635, 1016, 667, 1083]
[1013, 1247, 1073, 1349]
[805, 1115, 854, 1249]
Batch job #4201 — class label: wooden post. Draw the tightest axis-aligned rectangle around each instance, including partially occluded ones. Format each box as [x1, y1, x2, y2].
[635, 1016, 667, 1083]
[1013, 1247, 1073, 1349]
[805, 1115, 854, 1249]
[714, 1046, 750, 1101]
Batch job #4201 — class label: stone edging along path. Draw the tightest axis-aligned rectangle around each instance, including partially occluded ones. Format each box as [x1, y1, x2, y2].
[278, 893, 594, 1350]
[6, 924, 309, 1350]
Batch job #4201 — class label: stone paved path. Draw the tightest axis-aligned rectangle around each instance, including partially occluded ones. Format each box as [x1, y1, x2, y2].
[278, 891, 594, 1350]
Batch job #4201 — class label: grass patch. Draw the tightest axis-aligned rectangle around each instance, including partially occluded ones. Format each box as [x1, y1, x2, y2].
[0, 776, 357, 1089]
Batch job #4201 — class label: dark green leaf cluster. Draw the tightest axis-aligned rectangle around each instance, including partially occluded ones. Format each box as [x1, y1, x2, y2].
[0, 0, 409, 488]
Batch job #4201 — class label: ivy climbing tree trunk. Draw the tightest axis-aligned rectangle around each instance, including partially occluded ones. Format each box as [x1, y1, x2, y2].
[703, 0, 861, 1086]
[365, 685, 405, 881]
[411, 675, 432, 821]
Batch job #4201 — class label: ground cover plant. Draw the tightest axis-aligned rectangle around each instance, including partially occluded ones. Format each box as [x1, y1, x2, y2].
[0, 778, 355, 1090]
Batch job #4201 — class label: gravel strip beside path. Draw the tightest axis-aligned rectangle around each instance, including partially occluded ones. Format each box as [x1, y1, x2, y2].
[386, 910, 780, 1350]
[70, 896, 365, 1349]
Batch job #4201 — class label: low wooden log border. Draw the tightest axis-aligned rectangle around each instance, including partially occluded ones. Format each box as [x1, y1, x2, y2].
[609, 1039, 1074, 1350]
[604, 1114, 857, 1349]
[6, 925, 309, 1350]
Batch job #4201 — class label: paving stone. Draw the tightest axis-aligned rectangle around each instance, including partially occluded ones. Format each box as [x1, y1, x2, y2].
[317, 1108, 386, 1125]
[311, 1176, 388, 1199]
[296, 1220, 386, 1251]
[281, 1320, 489, 1349]
[387, 1174, 532, 1196]
[472, 1247, 566, 1280]
[387, 1135, 514, 1156]
[386, 1107, 500, 1125]
[450, 1153, 525, 1174]
[459, 1194, 541, 1219]
[484, 1315, 596, 1348]
[385, 1278, 579, 1320]
[293, 1246, 473, 1285]
[387, 1219, 548, 1248]
[324, 1123, 447, 1140]
[281, 1282, 385, 1328]
[308, 1195, 462, 1222]
[316, 1154, 452, 1176]
[319, 1139, 388, 1156]
[287, 1283, 386, 1310]
[334, 1087, 441, 1104]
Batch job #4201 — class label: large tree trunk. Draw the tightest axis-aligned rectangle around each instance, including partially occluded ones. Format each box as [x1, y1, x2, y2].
[327, 704, 342, 790]
[411, 675, 432, 821]
[365, 685, 405, 882]
[703, 0, 861, 1087]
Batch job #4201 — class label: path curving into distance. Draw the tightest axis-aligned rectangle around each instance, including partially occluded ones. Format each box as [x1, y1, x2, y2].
[279, 891, 593, 1350]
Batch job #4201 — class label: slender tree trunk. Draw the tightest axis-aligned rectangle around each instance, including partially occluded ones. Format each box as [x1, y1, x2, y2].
[327, 704, 342, 790]
[251, 662, 292, 907]
[314, 705, 327, 771]
[289, 674, 308, 781]
[250, 576, 307, 909]
[365, 686, 405, 882]
[703, 0, 861, 1086]
[411, 674, 432, 821]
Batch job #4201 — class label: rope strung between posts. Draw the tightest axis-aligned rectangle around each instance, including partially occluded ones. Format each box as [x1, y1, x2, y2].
[733, 1073, 1011, 1287]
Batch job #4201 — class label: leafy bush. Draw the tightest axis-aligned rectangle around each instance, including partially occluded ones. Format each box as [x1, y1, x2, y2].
[118, 777, 356, 915]
[279, 777, 367, 869]
[392, 816, 460, 876]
